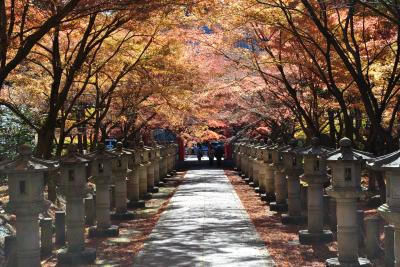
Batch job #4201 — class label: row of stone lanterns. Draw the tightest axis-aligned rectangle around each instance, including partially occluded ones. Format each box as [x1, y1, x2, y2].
[233, 137, 382, 267]
[0, 141, 178, 267]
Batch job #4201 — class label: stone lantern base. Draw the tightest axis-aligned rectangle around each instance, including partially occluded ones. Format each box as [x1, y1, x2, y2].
[261, 193, 276, 203]
[57, 247, 96, 265]
[143, 192, 153, 200]
[156, 180, 164, 187]
[111, 210, 135, 220]
[127, 200, 146, 209]
[298, 229, 333, 244]
[281, 213, 307, 225]
[269, 201, 288, 212]
[325, 257, 371, 267]
[88, 225, 119, 238]
[149, 186, 159, 193]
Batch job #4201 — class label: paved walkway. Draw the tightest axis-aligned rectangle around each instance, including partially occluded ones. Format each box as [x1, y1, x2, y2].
[134, 169, 275, 267]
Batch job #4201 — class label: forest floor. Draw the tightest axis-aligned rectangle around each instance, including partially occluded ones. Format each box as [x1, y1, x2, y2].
[41, 171, 186, 267]
[224, 169, 385, 267]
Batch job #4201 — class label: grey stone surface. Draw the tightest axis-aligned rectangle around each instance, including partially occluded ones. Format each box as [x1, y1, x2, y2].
[134, 169, 275, 267]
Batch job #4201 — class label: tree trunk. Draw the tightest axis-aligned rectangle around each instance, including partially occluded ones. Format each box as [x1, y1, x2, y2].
[328, 110, 336, 147]
[36, 126, 56, 159]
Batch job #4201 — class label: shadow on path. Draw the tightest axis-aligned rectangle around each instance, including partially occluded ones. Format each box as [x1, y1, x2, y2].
[133, 169, 275, 267]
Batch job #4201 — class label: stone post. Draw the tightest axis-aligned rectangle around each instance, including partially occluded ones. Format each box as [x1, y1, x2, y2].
[243, 143, 251, 179]
[110, 185, 116, 210]
[329, 198, 337, 232]
[258, 145, 267, 196]
[0, 144, 56, 267]
[234, 143, 241, 172]
[40, 217, 53, 255]
[246, 142, 255, 184]
[153, 144, 161, 186]
[126, 147, 145, 208]
[365, 216, 381, 259]
[160, 145, 168, 180]
[357, 210, 365, 247]
[298, 137, 333, 244]
[145, 146, 159, 193]
[55, 210, 65, 247]
[385, 225, 395, 267]
[4, 235, 16, 267]
[138, 141, 153, 199]
[263, 143, 275, 202]
[239, 144, 247, 178]
[166, 144, 173, 175]
[367, 147, 400, 267]
[270, 142, 289, 212]
[110, 142, 135, 220]
[85, 197, 95, 226]
[58, 144, 96, 264]
[173, 143, 179, 171]
[251, 142, 262, 189]
[281, 139, 306, 224]
[86, 143, 119, 238]
[325, 138, 372, 267]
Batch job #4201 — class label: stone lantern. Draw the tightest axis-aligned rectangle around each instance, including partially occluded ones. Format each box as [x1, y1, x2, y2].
[153, 142, 162, 187]
[242, 141, 253, 182]
[243, 141, 252, 180]
[246, 141, 257, 184]
[239, 142, 249, 178]
[253, 141, 265, 192]
[250, 142, 263, 188]
[125, 145, 145, 208]
[234, 141, 242, 172]
[261, 140, 275, 202]
[143, 144, 156, 193]
[159, 144, 168, 180]
[57, 144, 96, 264]
[367, 148, 400, 267]
[172, 142, 178, 171]
[298, 137, 333, 244]
[86, 143, 119, 237]
[165, 144, 171, 175]
[281, 139, 306, 224]
[325, 137, 372, 267]
[257, 142, 268, 196]
[137, 141, 152, 200]
[110, 142, 135, 220]
[0, 144, 56, 267]
[270, 141, 290, 212]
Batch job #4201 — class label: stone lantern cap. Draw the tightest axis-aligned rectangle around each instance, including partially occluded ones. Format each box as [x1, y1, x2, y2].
[366, 149, 400, 171]
[271, 142, 291, 165]
[110, 142, 132, 157]
[326, 137, 373, 163]
[86, 143, 117, 161]
[282, 139, 304, 155]
[0, 144, 59, 174]
[299, 137, 332, 158]
[60, 144, 90, 166]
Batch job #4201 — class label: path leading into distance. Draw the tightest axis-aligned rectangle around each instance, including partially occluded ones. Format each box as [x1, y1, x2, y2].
[133, 169, 275, 267]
